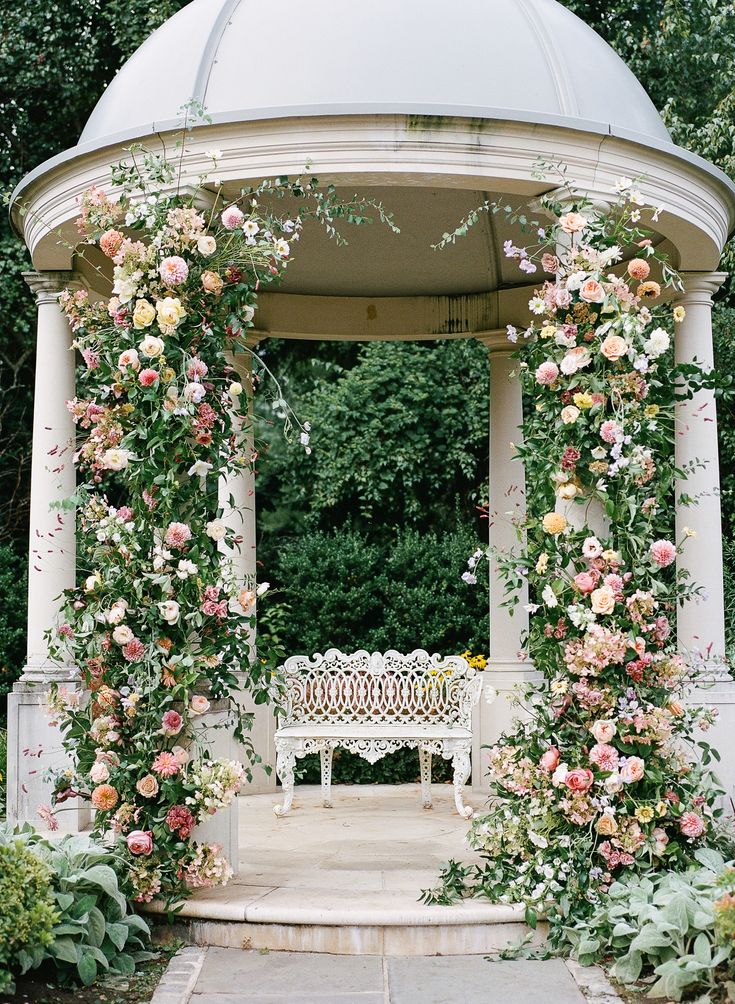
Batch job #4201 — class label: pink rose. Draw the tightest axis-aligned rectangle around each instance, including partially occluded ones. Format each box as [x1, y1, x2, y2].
[138, 368, 159, 387]
[189, 695, 211, 716]
[564, 768, 593, 792]
[680, 811, 706, 839]
[161, 709, 183, 736]
[90, 761, 109, 783]
[574, 571, 597, 595]
[539, 747, 560, 771]
[650, 539, 676, 568]
[127, 829, 153, 855]
[600, 334, 628, 361]
[579, 278, 605, 303]
[652, 827, 669, 854]
[535, 361, 559, 386]
[559, 212, 588, 234]
[590, 720, 616, 743]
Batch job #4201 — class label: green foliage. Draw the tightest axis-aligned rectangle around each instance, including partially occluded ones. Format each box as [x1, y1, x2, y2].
[257, 339, 489, 535]
[0, 838, 57, 995]
[0, 727, 6, 815]
[566, 849, 735, 1001]
[0, 824, 154, 988]
[267, 524, 488, 656]
[0, 542, 28, 714]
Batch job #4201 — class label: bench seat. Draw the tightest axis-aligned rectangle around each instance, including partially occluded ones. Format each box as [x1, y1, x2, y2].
[273, 649, 482, 819]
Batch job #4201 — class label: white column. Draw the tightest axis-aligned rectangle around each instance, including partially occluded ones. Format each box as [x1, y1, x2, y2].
[674, 273, 727, 663]
[218, 346, 277, 793]
[473, 332, 538, 790]
[674, 273, 735, 800]
[7, 271, 88, 829]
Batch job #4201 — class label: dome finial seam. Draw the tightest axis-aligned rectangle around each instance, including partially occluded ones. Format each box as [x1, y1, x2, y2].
[192, 0, 244, 109]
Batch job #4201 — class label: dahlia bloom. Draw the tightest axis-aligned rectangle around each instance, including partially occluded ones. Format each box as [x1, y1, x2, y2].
[650, 539, 676, 568]
[159, 255, 189, 286]
[152, 751, 180, 777]
[535, 361, 559, 386]
[165, 522, 192, 548]
[680, 811, 707, 839]
[91, 784, 119, 810]
[221, 205, 245, 229]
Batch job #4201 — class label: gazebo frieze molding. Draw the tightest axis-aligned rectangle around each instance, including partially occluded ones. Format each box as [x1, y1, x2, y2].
[22, 269, 82, 304]
[11, 115, 735, 275]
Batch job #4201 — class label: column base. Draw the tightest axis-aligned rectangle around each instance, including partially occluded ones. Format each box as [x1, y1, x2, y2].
[471, 661, 541, 792]
[6, 677, 91, 832]
[190, 700, 241, 876]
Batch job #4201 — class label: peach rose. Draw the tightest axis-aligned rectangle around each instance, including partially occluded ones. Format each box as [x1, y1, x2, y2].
[579, 278, 605, 303]
[190, 695, 211, 716]
[136, 774, 159, 798]
[600, 334, 628, 361]
[542, 512, 567, 535]
[559, 212, 588, 234]
[620, 756, 645, 783]
[564, 768, 593, 792]
[596, 813, 618, 836]
[590, 720, 617, 743]
[590, 585, 616, 615]
[201, 270, 224, 295]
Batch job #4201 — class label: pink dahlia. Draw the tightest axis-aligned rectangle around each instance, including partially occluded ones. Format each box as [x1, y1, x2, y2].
[139, 368, 160, 387]
[122, 638, 145, 662]
[221, 205, 245, 230]
[100, 229, 125, 258]
[165, 805, 195, 838]
[535, 361, 559, 386]
[680, 811, 707, 839]
[651, 539, 676, 568]
[159, 255, 189, 286]
[164, 522, 192, 548]
[588, 743, 619, 772]
[152, 751, 180, 777]
[600, 420, 621, 444]
[161, 709, 183, 736]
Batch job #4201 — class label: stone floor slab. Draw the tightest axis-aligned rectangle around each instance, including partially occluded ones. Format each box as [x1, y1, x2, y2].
[195, 947, 384, 996]
[387, 956, 587, 1004]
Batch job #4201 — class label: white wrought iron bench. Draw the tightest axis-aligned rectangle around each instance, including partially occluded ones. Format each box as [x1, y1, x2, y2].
[273, 648, 482, 819]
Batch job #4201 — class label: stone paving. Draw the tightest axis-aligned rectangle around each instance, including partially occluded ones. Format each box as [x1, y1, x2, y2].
[151, 946, 624, 1004]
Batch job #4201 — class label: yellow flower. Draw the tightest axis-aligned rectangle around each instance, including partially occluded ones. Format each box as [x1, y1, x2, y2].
[540, 325, 557, 339]
[132, 298, 156, 330]
[542, 512, 567, 535]
[683, 526, 697, 538]
[536, 553, 549, 574]
[162, 367, 176, 383]
[673, 305, 686, 323]
[573, 392, 594, 410]
[644, 404, 660, 418]
[635, 805, 655, 824]
[156, 296, 186, 332]
[655, 801, 668, 817]
[602, 549, 620, 565]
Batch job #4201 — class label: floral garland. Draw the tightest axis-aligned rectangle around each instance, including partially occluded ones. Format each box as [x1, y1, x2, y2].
[434, 176, 728, 932]
[43, 145, 391, 904]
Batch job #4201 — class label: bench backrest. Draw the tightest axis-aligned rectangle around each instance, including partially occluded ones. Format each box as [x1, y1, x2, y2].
[278, 648, 481, 728]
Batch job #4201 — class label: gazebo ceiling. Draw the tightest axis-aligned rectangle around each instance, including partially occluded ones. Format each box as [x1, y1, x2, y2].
[80, 0, 670, 150]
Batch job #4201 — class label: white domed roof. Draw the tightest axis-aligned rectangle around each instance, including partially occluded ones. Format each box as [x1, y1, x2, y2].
[80, 0, 670, 146]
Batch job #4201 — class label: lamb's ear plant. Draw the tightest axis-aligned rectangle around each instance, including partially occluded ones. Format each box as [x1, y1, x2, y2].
[565, 847, 735, 1002]
[0, 824, 155, 987]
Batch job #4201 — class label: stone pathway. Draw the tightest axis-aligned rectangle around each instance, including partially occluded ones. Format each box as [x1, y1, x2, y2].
[151, 946, 624, 1004]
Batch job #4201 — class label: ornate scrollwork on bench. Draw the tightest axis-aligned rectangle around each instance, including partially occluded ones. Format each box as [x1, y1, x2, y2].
[273, 648, 482, 818]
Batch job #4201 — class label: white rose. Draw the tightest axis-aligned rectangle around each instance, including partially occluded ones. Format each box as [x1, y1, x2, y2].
[184, 382, 206, 403]
[107, 602, 127, 625]
[206, 519, 226, 541]
[112, 273, 139, 303]
[101, 448, 132, 471]
[242, 305, 255, 323]
[139, 335, 165, 359]
[176, 559, 198, 579]
[551, 762, 569, 787]
[158, 600, 181, 625]
[84, 573, 101, 593]
[229, 382, 243, 397]
[557, 482, 578, 500]
[112, 625, 134, 645]
[560, 406, 579, 425]
[197, 235, 217, 257]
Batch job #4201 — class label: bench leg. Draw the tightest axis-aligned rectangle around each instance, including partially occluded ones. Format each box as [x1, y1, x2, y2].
[320, 747, 333, 808]
[451, 746, 473, 819]
[419, 747, 433, 809]
[274, 745, 296, 817]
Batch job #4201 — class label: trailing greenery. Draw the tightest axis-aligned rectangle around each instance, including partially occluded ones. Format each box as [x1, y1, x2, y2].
[0, 838, 57, 995]
[0, 542, 28, 719]
[0, 824, 153, 989]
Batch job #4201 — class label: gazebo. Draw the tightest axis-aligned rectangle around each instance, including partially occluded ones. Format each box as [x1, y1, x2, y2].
[7, 0, 735, 942]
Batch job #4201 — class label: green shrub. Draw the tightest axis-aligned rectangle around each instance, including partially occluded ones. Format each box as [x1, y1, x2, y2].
[0, 839, 57, 994]
[0, 542, 27, 719]
[0, 727, 6, 816]
[268, 524, 488, 656]
[0, 824, 154, 987]
[565, 849, 735, 1001]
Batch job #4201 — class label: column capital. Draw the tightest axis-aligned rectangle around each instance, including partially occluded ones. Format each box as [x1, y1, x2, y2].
[676, 271, 728, 307]
[23, 270, 79, 306]
[475, 329, 516, 354]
